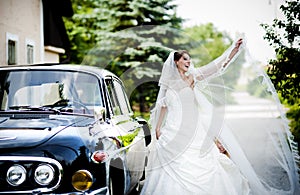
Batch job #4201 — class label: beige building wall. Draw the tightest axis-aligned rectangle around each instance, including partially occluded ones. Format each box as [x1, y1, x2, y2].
[0, 0, 62, 65]
[44, 46, 65, 63]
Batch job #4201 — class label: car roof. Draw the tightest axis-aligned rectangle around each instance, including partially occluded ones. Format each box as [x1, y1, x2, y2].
[0, 64, 118, 79]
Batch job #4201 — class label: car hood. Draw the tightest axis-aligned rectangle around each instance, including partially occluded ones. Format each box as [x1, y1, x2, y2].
[0, 115, 91, 148]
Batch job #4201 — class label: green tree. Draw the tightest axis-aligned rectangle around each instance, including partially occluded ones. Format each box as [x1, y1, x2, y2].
[64, 0, 183, 65]
[261, 0, 299, 103]
[64, 0, 184, 115]
[64, 0, 103, 63]
[261, 0, 300, 149]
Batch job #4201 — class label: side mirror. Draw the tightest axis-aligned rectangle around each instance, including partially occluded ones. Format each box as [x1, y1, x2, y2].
[94, 106, 106, 122]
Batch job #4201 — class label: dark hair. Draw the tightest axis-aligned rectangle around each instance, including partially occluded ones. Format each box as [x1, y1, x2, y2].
[174, 50, 190, 61]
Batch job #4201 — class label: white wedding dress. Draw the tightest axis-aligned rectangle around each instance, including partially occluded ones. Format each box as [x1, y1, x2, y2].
[141, 84, 250, 195]
[141, 41, 299, 195]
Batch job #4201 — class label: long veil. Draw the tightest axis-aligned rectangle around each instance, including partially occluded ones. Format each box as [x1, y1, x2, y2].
[148, 39, 300, 194]
[217, 47, 300, 194]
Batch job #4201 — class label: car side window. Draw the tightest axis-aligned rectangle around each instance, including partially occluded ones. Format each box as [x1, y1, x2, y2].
[105, 77, 131, 116]
[106, 79, 120, 115]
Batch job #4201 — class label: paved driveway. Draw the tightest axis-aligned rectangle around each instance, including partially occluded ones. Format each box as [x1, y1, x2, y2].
[225, 92, 291, 190]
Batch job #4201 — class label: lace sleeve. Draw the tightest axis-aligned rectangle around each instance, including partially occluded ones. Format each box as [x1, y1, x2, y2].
[155, 85, 167, 107]
[149, 85, 168, 130]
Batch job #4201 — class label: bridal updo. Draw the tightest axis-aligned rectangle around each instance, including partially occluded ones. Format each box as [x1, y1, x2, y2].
[173, 50, 190, 62]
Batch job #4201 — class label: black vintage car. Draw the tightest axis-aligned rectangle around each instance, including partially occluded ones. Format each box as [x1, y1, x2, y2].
[0, 64, 151, 194]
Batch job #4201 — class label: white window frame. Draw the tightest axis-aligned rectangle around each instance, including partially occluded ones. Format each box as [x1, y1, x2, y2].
[25, 38, 35, 64]
[6, 32, 19, 65]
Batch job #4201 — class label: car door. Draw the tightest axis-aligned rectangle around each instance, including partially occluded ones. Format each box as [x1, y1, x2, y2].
[105, 76, 147, 189]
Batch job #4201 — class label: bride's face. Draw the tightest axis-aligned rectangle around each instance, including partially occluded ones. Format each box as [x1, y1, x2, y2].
[176, 53, 191, 73]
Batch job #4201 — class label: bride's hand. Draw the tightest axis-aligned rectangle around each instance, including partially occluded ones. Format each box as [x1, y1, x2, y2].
[156, 128, 161, 140]
[215, 140, 226, 153]
[231, 38, 243, 55]
[235, 38, 243, 50]
[226, 38, 243, 64]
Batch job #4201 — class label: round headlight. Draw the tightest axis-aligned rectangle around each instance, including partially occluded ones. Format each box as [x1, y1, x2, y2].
[6, 165, 27, 186]
[34, 164, 55, 185]
[72, 170, 93, 192]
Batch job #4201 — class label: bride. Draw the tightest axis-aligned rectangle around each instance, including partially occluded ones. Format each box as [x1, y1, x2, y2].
[140, 38, 299, 195]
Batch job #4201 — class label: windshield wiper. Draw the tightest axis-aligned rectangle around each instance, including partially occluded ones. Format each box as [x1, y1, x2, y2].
[44, 99, 70, 108]
[9, 105, 61, 114]
[7, 105, 93, 117]
[44, 99, 92, 115]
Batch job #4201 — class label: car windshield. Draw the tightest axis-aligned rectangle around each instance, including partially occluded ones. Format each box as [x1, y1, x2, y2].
[0, 70, 103, 115]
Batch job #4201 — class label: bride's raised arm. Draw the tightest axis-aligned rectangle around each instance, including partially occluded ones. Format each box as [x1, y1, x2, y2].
[194, 38, 244, 81]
